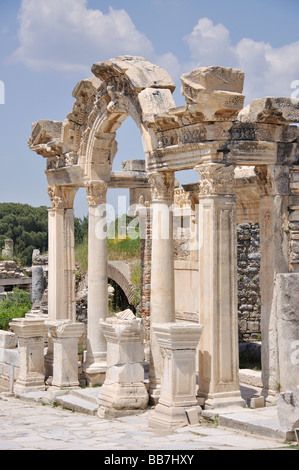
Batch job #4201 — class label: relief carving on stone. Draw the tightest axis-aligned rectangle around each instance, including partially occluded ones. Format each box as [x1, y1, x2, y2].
[85, 180, 108, 206]
[254, 166, 273, 196]
[195, 163, 235, 196]
[47, 185, 77, 209]
[148, 171, 175, 202]
[157, 125, 207, 149]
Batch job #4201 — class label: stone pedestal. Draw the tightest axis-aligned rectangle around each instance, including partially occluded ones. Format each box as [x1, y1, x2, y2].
[83, 181, 108, 386]
[46, 320, 84, 388]
[9, 318, 48, 395]
[149, 322, 203, 429]
[97, 316, 148, 417]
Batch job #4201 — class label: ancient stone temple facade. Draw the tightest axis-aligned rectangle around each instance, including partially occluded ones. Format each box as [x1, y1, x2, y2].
[28, 55, 299, 408]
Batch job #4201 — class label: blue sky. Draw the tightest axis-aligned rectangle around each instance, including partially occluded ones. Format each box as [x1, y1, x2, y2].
[1, 0, 299, 219]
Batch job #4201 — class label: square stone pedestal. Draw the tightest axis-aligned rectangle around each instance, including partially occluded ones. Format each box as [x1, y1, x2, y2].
[97, 317, 148, 417]
[46, 320, 84, 388]
[149, 322, 203, 429]
[9, 318, 48, 395]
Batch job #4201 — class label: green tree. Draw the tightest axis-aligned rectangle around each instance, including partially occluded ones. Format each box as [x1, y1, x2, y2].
[0, 288, 32, 331]
[0, 203, 49, 266]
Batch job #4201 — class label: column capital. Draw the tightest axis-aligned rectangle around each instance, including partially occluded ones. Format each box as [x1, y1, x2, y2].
[194, 162, 235, 196]
[85, 180, 108, 206]
[148, 171, 175, 203]
[47, 185, 78, 209]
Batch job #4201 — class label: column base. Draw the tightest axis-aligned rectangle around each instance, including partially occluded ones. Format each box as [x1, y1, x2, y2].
[149, 402, 202, 429]
[198, 390, 246, 409]
[83, 362, 107, 386]
[148, 378, 161, 405]
[14, 374, 46, 395]
[98, 382, 149, 410]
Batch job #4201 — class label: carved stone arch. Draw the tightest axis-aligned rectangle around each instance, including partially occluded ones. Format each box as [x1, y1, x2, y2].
[69, 56, 176, 181]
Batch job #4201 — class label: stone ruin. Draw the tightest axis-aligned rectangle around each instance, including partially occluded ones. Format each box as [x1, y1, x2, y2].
[1, 56, 299, 434]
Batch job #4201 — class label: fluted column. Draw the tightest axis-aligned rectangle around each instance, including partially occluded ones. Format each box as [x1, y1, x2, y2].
[83, 180, 108, 386]
[148, 171, 175, 403]
[195, 162, 245, 409]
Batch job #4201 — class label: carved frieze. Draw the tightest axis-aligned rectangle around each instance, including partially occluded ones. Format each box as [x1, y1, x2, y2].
[157, 124, 207, 149]
[47, 152, 78, 170]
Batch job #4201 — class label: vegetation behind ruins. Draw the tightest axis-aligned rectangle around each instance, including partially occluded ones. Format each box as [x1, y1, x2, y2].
[0, 203, 49, 266]
[75, 215, 141, 272]
[0, 288, 32, 330]
[0, 204, 90, 267]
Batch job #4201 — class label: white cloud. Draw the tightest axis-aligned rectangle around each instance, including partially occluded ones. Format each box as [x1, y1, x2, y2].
[184, 18, 236, 66]
[13, 0, 155, 75]
[184, 18, 299, 102]
[12, 2, 299, 103]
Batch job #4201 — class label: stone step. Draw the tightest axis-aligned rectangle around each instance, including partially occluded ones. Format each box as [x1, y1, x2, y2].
[55, 392, 99, 415]
[69, 387, 100, 405]
[202, 406, 295, 442]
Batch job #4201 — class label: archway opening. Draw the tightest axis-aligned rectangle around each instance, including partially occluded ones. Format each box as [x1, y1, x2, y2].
[106, 116, 146, 317]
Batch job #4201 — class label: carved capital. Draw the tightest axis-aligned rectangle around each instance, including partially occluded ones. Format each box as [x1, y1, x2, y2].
[85, 180, 108, 206]
[195, 163, 235, 196]
[148, 171, 175, 202]
[47, 185, 77, 209]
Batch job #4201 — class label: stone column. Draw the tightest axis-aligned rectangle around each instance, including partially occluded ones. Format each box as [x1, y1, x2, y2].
[149, 322, 203, 429]
[9, 318, 48, 395]
[47, 185, 78, 321]
[31, 265, 45, 309]
[148, 171, 175, 403]
[195, 162, 245, 409]
[46, 320, 84, 388]
[255, 165, 289, 399]
[46, 185, 78, 378]
[83, 180, 108, 386]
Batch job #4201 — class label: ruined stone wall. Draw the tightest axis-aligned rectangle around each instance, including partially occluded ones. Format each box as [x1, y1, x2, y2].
[237, 223, 261, 342]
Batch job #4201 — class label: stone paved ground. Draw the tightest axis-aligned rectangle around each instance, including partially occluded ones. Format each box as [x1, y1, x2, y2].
[0, 395, 295, 452]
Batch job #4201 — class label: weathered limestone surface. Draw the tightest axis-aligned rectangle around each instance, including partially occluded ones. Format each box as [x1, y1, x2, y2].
[31, 266, 45, 309]
[97, 315, 148, 417]
[0, 330, 18, 350]
[0, 260, 26, 280]
[91, 56, 176, 93]
[238, 97, 299, 124]
[180, 66, 245, 122]
[46, 320, 84, 389]
[149, 322, 203, 429]
[83, 180, 108, 386]
[9, 318, 48, 394]
[277, 387, 299, 433]
[148, 171, 175, 403]
[196, 162, 245, 408]
[275, 274, 299, 391]
[1, 239, 13, 259]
